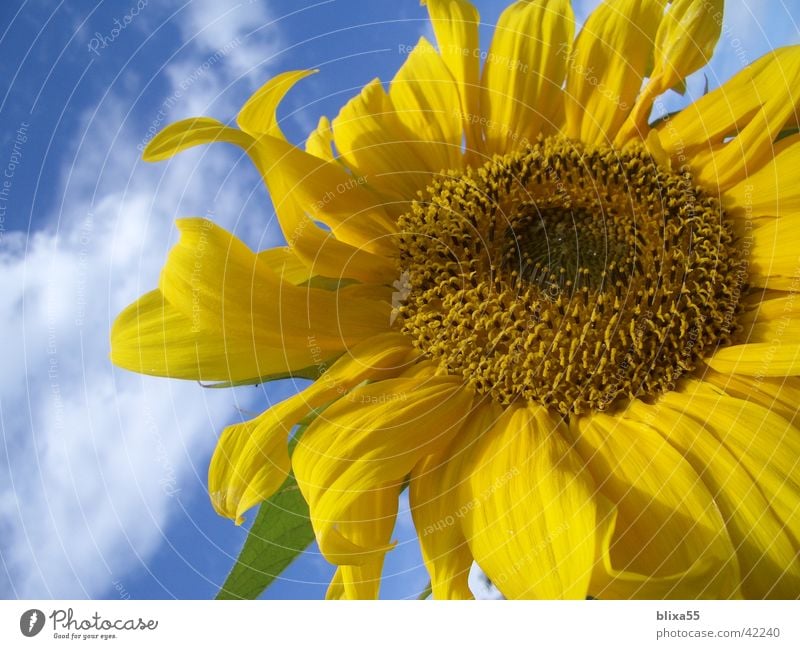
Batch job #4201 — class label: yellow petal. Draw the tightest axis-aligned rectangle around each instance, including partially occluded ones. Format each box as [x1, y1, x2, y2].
[462, 405, 598, 599]
[208, 332, 420, 523]
[208, 411, 291, 526]
[325, 569, 345, 599]
[305, 115, 336, 162]
[573, 409, 740, 598]
[652, 0, 722, 92]
[727, 294, 800, 349]
[626, 395, 800, 598]
[143, 117, 255, 163]
[142, 116, 395, 283]
[590, 498, 740, 599]
[422, 0, 482, 155]
[661, 46, 800, 189]
[661, 380, 800, 551]
[730, 211, 800, 292]
[707, 293, 800, 375]
[390, 37, 463, 171]
[268, 174, 397, 284]
[247, 80, 402, 261]
[256, 247, 314, 286]
[409, 459, 474, 600]
[702, 368, 800, 427]
[724, 137, 800, 221]
[336, 282, 393, 305]
[410, 399, 502, 600]
[293, 375, 472, 564]
[237, 69, 317, 137]
[111, 289, 314, 382]
[143, 66, 398, 278]
[707, 341, 800, 378]
[331, 78, 438, 205]
[617, 0, 723, 142]
[159, 219, 391, 360]
[257, 135, 397, 256]
[481, 0, 574, 155]
[330, 484, 401, 599]
[564, 0, 665, 145]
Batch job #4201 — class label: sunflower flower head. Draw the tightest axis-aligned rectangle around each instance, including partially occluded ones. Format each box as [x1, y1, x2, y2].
[112, 0, 800, 600]
[396, 139, 744, 413]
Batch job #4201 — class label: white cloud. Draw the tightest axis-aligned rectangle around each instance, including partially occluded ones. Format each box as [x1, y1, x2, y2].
[177, 0, 284, 85]
[0, 180, 245, 597]
[0, 3, 285, 598]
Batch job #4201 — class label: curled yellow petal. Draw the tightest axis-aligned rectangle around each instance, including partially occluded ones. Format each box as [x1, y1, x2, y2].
[208, 333, 420, 523]
[160, 218, 390, 356]
[573, 408, 740, 599]
[143, 117, 254, 163]
[626, 394, 800, 598]
[293, 376, 473, 564]
[326, 484, 401, 599]
[618, 0, 723, 142]
[237, 69, 317, 137]
[111, 289, 310, 383]
[410, 400, 502, 600]
[463, 405, 599, 599]
[661, 46, 800, 189]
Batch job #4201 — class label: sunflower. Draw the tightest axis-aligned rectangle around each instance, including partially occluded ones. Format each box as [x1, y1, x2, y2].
[111, 0, 800, 599]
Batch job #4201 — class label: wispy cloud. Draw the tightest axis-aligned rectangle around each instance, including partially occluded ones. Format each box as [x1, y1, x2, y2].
[0, 1, 285, 598]
[178, 0, 283, 82]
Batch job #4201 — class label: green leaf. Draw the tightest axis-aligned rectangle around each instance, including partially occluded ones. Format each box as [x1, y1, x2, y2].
[215, 427, 315, 600]
[417, 581, 432, 600]
[215, 473, 314, 599]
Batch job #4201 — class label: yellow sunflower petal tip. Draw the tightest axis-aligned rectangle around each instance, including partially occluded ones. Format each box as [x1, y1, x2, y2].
[141, 116, 252, 163]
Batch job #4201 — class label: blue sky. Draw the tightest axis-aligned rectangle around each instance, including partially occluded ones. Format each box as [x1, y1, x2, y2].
[0, 0, 797, 600]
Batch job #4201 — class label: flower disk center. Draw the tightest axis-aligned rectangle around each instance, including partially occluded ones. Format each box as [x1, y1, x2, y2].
[396, 139, 744, 414]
